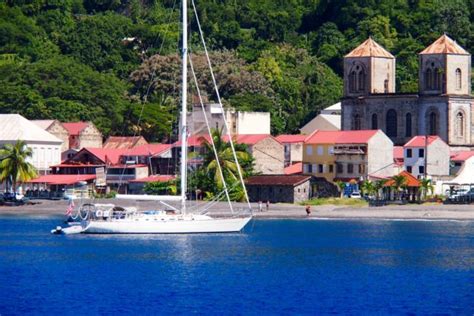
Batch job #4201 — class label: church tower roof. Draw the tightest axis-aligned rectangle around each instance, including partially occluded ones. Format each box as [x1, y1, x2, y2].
[345, 37, 394, 58]
[420, 34, 469, 55]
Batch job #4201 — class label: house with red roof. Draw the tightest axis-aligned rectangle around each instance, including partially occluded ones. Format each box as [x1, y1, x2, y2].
[62, 121, 102, 150]
[450, 150, 474, 175]
[303, 130, 394, 183]
[403, 135, 449, 178]
[276, 134, 308, 167]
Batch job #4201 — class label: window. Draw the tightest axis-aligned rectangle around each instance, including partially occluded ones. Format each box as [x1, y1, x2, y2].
[406, 149, 412, 158]
[371, 114, 378, 130]
[353, 114, 361, 130]
[317, 146, 324, 155]
[347, 164, 354, 174]
[358, 164, 365, 174]
[429, 112, 437, 135]
[419, 148, 424, 158]
[349, 64, 366, 93]
[419, 165, 425, 174]
[456, 68, 462, 90]
[425, 68, 432, 89]
[349, 71, 357, 92]
[405, 113, 412, 137]
[306, 146, 313, 155]
[318, 164, 323, 173]
[307, 164, 313, 173]
[407, 166, 412, 173]
[386, 109, 397, 137]
[384, 79, 389, 93]
[329, 164, 334, 173]
[336, 163, 343, 173]
[457, 112, 464, 136]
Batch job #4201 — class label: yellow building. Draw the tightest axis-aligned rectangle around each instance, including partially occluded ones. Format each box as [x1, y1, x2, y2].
[302, 131, 338, 182]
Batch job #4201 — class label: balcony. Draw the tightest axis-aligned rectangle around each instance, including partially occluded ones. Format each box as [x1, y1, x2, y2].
[333, 146, 366, 155]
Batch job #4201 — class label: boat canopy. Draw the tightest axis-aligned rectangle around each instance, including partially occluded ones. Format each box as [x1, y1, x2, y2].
[116, 194, 182, 202]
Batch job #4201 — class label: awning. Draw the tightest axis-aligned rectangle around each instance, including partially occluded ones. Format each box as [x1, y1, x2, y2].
[28, 174, 96, 185]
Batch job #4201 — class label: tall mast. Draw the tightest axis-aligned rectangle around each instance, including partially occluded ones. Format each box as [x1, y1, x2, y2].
[180, 0, 188, 213]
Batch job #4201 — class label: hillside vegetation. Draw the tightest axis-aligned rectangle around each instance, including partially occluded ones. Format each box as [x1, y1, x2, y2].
[0, 0, 472, 140]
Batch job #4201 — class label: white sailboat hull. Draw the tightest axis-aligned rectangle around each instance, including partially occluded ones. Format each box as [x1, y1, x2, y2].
[81, 216, 252, 234]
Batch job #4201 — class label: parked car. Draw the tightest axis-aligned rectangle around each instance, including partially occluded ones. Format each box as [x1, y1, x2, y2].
[350, 191, 362, 199]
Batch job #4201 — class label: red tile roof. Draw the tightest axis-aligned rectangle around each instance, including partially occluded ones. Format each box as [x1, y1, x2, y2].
[404, 135, 441, 147]
[276, 134, 307, 143]
[129, 175, 176, 183]
[451, 151, 474, 162]
[28, 174, 96, 185]
[305, 130, 379, 144]
[420, 34, 469, 55]
[103, 136, 148, 149]
[345, 38, 394, 58]
[245, 174, 311, 186]
[284, 162, 303, 175]
[83, 148, 127, 165]
[62, 122, 89, 135]
[384, 171, 420, 187]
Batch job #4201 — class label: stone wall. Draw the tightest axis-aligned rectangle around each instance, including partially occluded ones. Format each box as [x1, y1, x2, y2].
[252, 137, 284, 174]
[46, 121, 69, 152]
[78, 124, 103, 148]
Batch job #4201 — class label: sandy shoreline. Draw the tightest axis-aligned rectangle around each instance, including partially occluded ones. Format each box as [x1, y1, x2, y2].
[0, 198, 474, 221]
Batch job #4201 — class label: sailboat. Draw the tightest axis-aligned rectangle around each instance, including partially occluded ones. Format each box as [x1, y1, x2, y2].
[52, 0, 252, 234]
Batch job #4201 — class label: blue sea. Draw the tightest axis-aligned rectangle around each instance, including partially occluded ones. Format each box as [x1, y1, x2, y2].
[1, 217, 473, 315]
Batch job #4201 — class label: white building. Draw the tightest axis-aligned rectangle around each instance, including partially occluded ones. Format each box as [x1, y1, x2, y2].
[184, 103, 271, 136]
[300, 102, 341, 134]
[403, 135, 450, 178]
[0, 114, 63, 175]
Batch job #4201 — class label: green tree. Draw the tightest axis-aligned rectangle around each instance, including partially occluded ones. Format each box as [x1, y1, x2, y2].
[0, 140, 37, 193]
[390, 175, 407, 200]
[374, 179, 388, 200]
[419, 178, 434, 201]
[335, 180, 346, 198]
[143, 180, 177, 195]
[361, 180, 375, 198]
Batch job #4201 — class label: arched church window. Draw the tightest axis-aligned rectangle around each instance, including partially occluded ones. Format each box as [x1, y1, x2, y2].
[386, 109, 397, 137]
[357, 68, 366, 92]
[353, 114, 361, 130]
[405, 113, 412, 137]
[349, 71, 357, 92]
[456, 68, 462, 90]
[456, 112, 464, 136]
[429, 112, 437, 135]
[433, 68, 441, 90]
[371, 114, 378, 130]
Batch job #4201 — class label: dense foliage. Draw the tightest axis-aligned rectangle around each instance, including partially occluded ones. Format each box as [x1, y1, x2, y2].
[1, 0, 472, 139]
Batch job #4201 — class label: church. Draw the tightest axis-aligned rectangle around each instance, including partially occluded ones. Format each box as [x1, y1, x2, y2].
[341, 34, 473, 147]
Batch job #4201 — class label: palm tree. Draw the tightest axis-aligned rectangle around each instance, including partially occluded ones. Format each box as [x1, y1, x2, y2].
[390, 175, 407, 200]
[198, 128, 253, 200]
[361, 180, 375, 198]
[419, 178, 434, 201]
[0, 140, 37, 193]
[335, 180, 346, 198]
[374, 179, 388, 200]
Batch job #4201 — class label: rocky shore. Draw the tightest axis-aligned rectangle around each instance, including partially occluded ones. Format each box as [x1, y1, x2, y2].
[0, 198, 473, 221]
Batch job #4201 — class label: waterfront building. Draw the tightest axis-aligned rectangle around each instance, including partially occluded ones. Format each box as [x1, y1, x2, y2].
[245, 175, 311, 203]
[341, 35, 473, 147]
[275, 134, 307, 167]
[403, 135, 450, 178]
[0, 114, 62, 176]
[303, 130, 394, 182]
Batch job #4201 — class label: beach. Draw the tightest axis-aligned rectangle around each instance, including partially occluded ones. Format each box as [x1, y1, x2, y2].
[1, 198, 473, 220]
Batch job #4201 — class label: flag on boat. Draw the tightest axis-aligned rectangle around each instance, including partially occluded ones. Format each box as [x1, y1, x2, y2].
[66, 199, 75, 216]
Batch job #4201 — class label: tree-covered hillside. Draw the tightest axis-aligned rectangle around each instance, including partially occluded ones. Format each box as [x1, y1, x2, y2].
[1, 0, 472, 140]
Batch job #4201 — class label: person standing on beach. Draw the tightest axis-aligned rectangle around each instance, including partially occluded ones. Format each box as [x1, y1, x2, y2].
[305, 205, 311, 216]
[266, 200, 270, 211]
[258, 201, 263, 212]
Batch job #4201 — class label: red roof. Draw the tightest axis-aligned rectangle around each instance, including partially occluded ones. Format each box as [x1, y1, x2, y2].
[62, 122, 89, 136]
[276, 134, 307, 143]
[129, 175, 176, 183]
[28, 174, 96, 185]
[83, 148, 127, 165]
[108, 164, 148, 169]
[284, 162, 303, 175]
[393, 146, 404, 160]
[123, 143, 172, 157]
[404, 136, 441, 147]
[420, 34, 469, 55]
[384, 171, 420, 187]
[451, 151, 474, 162]
[245, 175, 311, 186]
[305, 130, 379, 144]
[51, 163, 103, 168]
[174, 134, 275, 147]
[345, 37, 394, 58]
